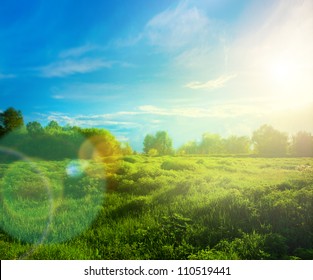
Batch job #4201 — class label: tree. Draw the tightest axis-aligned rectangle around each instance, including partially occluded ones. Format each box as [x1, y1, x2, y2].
[148, 148, 158, 157]
[45, 120, 61, 134]
[291, 131, 313, 157]
[224, 135, 251, 154]
[252, 125, 288, 156]
[0, 107, 24, 136]
[143, 134, 155, 154]
[121, 142, 133, 155]
[178, 140, 199, 155]
[26, 121, 44, 136]
[154, 131, 173, 155]
[78, 127, 122, 158]
[199, 133, 223, 154]
[143, 131, 173, 155]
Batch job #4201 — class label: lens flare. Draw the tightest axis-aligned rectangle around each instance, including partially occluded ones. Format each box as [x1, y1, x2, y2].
[66, 160, 89, 178]
[0, 146, 53, 258]
[78, 135, 114, 178]
[0, 131, 106, 256]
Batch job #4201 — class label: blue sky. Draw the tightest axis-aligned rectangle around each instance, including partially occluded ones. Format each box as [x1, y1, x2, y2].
[1, 0, 312, 150]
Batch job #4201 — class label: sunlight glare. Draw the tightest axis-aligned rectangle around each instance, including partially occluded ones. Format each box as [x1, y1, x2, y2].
[268, 56, 297, 86]
[270, 61, 292, 84]
[261, 52, 313, 109]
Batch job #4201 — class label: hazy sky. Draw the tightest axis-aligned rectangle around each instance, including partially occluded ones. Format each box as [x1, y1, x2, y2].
[1, 0, 312, 150]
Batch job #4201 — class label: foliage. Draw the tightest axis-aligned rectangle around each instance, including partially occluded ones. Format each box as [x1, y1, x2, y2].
[1, 108, 313, 259]
[26, 121, 44, 136]
[143, 134, 155, 154]
[179, 135, 251, 155]
[252, 124, 288, 156]
[224, 135, 251, 154]
[291, 131, 313, 157]
[0, 107, 24, 136]
[199, 133, 224, 154]
[0, 115, 130, 160]
[179, 126, 313, 157]
[178, 140, 198, 155]
[45, 120, 62, 134]
[1, 107, 313, 157]
[1, 156, 313, 260]
[161, 159, 197, 171]
[120, 142, 133, 155]
[148, 148, 158, 157]
[143, 131, 173, 155]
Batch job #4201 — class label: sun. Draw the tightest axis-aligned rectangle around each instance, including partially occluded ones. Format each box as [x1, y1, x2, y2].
[268, 56, 297, 86]
[269, 60, 294, 84]
[262, 53, 312, 108]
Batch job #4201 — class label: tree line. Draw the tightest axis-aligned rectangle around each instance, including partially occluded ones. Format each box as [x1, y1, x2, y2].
[1, 107, 313, 158]
[143, 126, 313, 157]
[0, 107, 132, 160]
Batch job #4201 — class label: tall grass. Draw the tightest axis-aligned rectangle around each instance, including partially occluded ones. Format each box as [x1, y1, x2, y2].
[0, 156, 312, 259]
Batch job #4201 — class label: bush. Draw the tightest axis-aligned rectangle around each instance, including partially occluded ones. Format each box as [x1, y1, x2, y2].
[122, 156, 137, 163]
[116, 162, 137, 175]
[148, 149, 158, 157]
[294, 248, 313, 260]
[161, 160, 197, 171]
[214, 232, 270, 260]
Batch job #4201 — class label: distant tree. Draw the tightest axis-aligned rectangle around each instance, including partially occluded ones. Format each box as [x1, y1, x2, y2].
[143, 134, 155, 154]
[0, 107, 24, 136]
[154, 131, 173, 155]
[45, 120, 61, 134]
[224, 135, 251, 154]
[121, 142, 133, 155]
[0, 124, 5, 137]
[199, 133, 224, 154]
[26, 121, 44, 136]
[178, 140, 199, 155]
[62, 124, 74, 131]
[148, 148, 158, 157]
[143, 131, 173, 155]
[252, 125, 288, 156]
[291, 131, 313, 157]
[78, 127, 122, 158]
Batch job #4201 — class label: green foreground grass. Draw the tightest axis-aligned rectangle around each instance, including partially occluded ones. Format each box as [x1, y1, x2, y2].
[0, 155, 312, 260]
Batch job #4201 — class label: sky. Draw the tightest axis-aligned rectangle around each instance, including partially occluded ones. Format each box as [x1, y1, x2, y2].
[1, 0, 312, 151]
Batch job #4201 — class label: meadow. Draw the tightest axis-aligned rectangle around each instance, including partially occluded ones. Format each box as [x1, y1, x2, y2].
[0, 155, 312, 260]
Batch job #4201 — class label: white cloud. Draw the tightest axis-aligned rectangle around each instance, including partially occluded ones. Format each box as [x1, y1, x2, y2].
[185, 74, 237, 90]
[0, 73, 15, 79]
[37, 103, 265, 144]
[174, 47, 212, 69]
[46, 112, 140, 128]
[141, 0, 232, 86]
[112, 34, 143, 48]
[52, 95, 65, 99]
[39, 58, 112, 78]
[44, 103, 262, 129]
[59, 44, 97, 58]
[137, 103, 261, 119]
[116, 135, 129, 142]
[50, 82, 123, 100]
[145, 1, 211, 50]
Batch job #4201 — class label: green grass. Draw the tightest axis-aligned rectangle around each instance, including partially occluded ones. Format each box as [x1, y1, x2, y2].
[0, 156, 312, 260]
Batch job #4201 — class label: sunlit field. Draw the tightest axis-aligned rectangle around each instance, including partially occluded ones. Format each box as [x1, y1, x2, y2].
[1, 155, 312, 260]
[1, 0, 313, 268]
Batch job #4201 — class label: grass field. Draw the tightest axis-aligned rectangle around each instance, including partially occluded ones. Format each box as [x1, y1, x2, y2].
[0, 155, 312, 260]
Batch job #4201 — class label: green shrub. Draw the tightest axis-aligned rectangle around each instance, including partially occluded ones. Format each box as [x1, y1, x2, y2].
[122, 156, 137, 163]
[214, 232, 270, 260]
[294, 248, 313, 260]
[161, 160, 197, 171]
